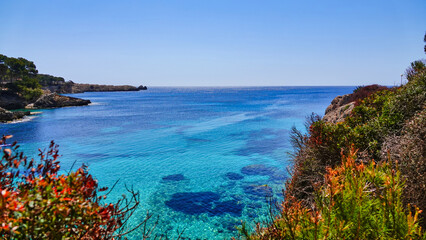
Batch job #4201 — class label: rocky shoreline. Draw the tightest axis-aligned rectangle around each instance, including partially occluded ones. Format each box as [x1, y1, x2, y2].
[0, 90, 92, 123]
[0, 54, 148, 123]
[0, 107, 31, 122]
[0, 82, 148, 123]
[44, 82, 147, 94]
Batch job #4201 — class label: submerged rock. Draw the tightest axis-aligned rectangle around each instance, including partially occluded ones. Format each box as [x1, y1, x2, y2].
[210, 200, 244, 217]
[243, 184, 273, 198]
[162, 174, 186, 181]
[247, 202, 262, 209]
[269, 171, 288, 183]
[241, 164, 278, 176]
[225, 172, 244, 180]
[165, 192, 220, 215]
[165, 191, 245, 217]
[222, 219, 241, 232]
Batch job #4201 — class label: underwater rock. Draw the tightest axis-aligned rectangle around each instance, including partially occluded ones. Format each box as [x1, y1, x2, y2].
[247, 202, 262, 209]
[165, 192, 220, 215]
[243, 184, 273, 198]
[248, 211, 258, 218]
[162, 174, 186, 181]
[225, 172, 244, 180]
[231, 194, 244, 201]
[241, 164, 278, 176]
[209, 200, 244, 217]
[222, 219, 241, 232]
[269, 171, 287, 183]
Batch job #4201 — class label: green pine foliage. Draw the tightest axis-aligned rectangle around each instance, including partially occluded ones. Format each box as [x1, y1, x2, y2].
[9, 76, 43, 101]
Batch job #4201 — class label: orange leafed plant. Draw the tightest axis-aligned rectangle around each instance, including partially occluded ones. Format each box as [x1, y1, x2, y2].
[241, 148, 425, 239]
[0, 135, 149, 239]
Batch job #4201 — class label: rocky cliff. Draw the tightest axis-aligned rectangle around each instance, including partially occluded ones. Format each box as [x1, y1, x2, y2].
[323, 85, 389, 123]
[323, 94, 355, 123]
[0, 91, 27, 110]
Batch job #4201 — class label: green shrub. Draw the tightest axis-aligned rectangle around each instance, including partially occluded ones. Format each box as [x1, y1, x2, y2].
[272, 59, 426, 235]
[8, 76, 43, 101]
[241, 150, 426, 239]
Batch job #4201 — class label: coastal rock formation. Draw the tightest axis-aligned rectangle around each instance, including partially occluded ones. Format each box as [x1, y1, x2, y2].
[323, 85, 389, 123]
[323, 94, 355, 123]
[32, 93, 91, 108]
[0, 107, 30, 123]
[0, 91, 27, 110]
[44, 82, 148, 94]
[225, 172, 244, 180]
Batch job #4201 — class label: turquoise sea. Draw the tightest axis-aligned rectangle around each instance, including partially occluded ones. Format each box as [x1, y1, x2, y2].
[2, 87, 354, 239]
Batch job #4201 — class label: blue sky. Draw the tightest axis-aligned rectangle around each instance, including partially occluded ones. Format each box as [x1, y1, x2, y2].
[0, 1, 425, 86]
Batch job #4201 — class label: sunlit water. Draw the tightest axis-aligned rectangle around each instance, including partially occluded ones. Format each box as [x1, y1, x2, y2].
[2, 87, 354, 239]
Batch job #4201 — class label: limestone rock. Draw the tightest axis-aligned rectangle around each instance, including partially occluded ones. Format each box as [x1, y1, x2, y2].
[33, 93, 91, 108]
[323, 95, 355, 124]
[323, 85, 389, 123]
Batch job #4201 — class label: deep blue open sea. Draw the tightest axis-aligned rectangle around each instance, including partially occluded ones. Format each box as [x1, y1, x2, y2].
[1, 86, 354, 239]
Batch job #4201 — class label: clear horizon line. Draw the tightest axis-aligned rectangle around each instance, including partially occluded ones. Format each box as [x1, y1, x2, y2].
[146, 85, 361, 88]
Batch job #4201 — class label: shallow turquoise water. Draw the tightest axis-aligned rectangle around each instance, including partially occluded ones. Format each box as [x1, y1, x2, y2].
[1, 87, 354, 239]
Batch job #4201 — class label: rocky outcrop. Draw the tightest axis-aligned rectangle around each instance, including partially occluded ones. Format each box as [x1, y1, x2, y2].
[323, 94, 355, 123]
[43, 82, 148, 94]
[0, 107, 31, 123]
[0, 91, 27, 110]
[323, 85, 389, 123]
[32, 93, 91, 108]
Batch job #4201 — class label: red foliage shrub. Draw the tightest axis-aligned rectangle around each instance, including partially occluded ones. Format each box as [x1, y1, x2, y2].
[0, 136, 150, 239]
[351, 84, 389, 106]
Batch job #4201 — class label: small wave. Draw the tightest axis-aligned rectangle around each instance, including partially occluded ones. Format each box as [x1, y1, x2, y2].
[8, 115, 37, 124]
[89, 102, 105, 106]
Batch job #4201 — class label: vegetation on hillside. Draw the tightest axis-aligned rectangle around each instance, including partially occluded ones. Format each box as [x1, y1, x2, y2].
[241, 150, 425, 239]
[0, 54, 43, 101]
[241, 35, 426, 239]
[0, 55, 74, 101]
